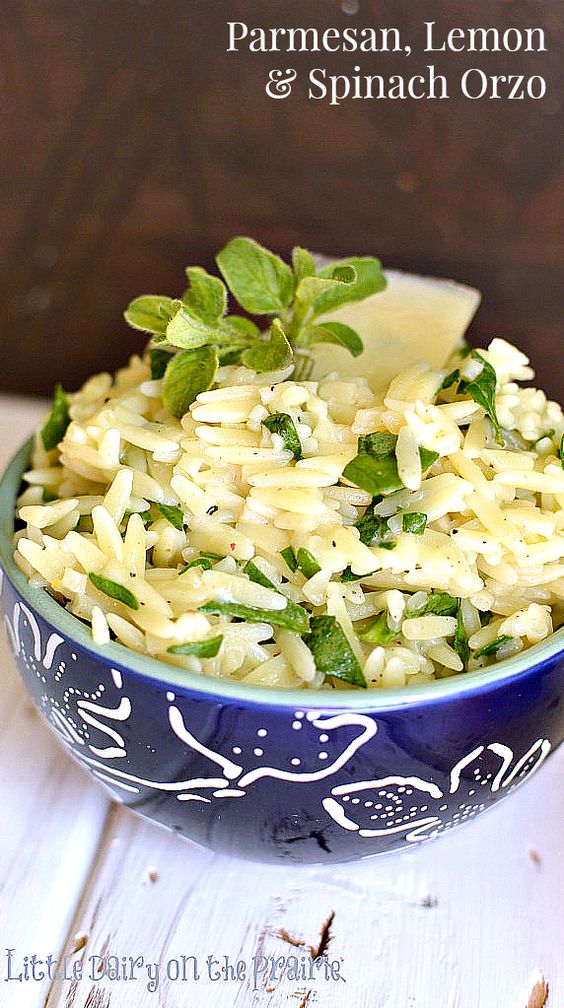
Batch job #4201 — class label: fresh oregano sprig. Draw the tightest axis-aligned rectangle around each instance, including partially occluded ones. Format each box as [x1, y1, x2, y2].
[124, 237, 386, 419]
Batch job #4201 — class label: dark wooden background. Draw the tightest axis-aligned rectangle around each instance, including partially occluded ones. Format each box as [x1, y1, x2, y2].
[1, 0, 562, 398]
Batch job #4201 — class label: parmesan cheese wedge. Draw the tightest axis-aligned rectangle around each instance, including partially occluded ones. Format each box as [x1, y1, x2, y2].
[311, 265, 481, 394]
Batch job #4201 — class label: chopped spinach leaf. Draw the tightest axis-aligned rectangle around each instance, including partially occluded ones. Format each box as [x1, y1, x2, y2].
[200, 598, 310, 634]
[344, 432, 439, 497]
[402, 512, 427, 535]
[296, 547, 322, 579]
[41, 384, 71, 452]
[157, 503, 185, 531]
[473, 635, 514, 659]
[243, 561, 312, 631]
[358, 431, 397, 457]
[303, 615, 367, 688]
[180, 557, 214, 573]
[88, 573, 139, 610]
[466, 352, 503, 446]
[419, 447, 440, 471]
[123, 509, 152, 527]
[453, 604, 470, 669]
[243, 560, 277, 590]
[406, 592, 458, 619]
[439, 368, 460, 392]
[354, 509, 396, 549]
[262, 412, 302, 460]
[340, 567, 362, 582]
[280, 546, 298, 572]
[358, 611, 396, 646]
[167, 635, 224, 658]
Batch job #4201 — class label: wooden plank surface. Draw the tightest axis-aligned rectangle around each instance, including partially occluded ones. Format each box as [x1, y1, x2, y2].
[0, 399, 110, 1008]
[44, 751, 564, 1008]
[0, 398, 562, 1008]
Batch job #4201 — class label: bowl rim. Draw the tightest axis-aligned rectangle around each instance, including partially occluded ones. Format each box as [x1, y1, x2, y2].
[2, 437, 563, 711]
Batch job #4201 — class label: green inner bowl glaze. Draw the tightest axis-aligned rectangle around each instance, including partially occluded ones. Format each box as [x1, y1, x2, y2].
[2, 437, 563, 710]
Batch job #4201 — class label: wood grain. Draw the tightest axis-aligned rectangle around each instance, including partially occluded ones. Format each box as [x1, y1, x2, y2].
[0, 399, 111, 1008]
[0, 1, 561, 398]
[44, 748, 564, 1008]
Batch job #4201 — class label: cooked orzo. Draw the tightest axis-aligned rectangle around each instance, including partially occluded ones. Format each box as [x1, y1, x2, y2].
[13, 239, 564, 689]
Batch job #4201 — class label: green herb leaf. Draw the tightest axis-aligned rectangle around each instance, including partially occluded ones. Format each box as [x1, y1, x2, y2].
[303, 615, 367, 688]
[243, 560, 276, 590]
[305, 321, 363, 358]
[200, 598, 310, 634]
[124, 295, 177, 336]
[402, 512, 427, 535]
[420, 447, 440, 471]
[182, 266, 227, 323]
[180, 552, 223, 573]
[243, 561, 311, 631]
[42, 488, 59, 503]
[241, 318, 293, 373]
[162, 345, 218, 419]
[314, 256, 386, 316]
[354, 508, 396, 549]
[149, 347, 174, 380]
[354, 500, 381, 543]
[217, 345, 244, 366]
[180, 558, 211, 573]
[123, 509, 152, 527]
[294, 267, 356, 314]
[439, 368, 460, 392]
[406, 592, 458, 619]
[560, 433, 564, 470]
[280, 546, 298, 572]
[453, 604, 470, 669]
[167, 635, 224, 658]
[292, 246, 317, 286]
[358, 611, 397, 646]
[339, 565, 379, 582]
[344, 433, 439, 497]
[535, 428, 555, 445]
[164, 305, 220, 351]
[41, 384, 71, 452]
[262, 412, 302, 460]
[216, 237, 294, 314]
[340, 567, 362, 582]
[88, 573, 139, 610]
[473, 635, 514, 659]
[466, 353, 503, 446]
[296, 547, 322, 579]
[343, 448, 403, 497]
[221, 316, 260, 341]
[358, 432, 397, 457]
[157, 503, 185, 530]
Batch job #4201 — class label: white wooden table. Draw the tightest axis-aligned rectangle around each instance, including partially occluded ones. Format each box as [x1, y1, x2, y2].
[0, 396, 561, 1008]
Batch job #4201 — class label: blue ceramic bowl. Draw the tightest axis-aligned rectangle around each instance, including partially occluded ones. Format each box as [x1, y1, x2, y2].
[2, 439, 563, 863]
